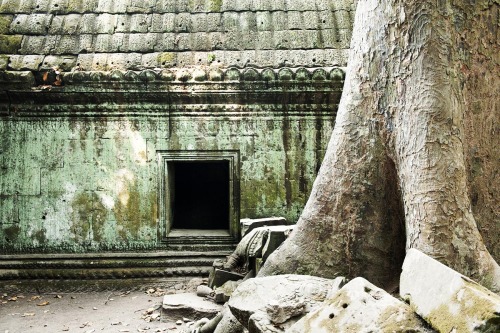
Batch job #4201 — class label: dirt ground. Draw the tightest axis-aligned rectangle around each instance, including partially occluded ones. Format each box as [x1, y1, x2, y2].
[0, 278, 206, 333]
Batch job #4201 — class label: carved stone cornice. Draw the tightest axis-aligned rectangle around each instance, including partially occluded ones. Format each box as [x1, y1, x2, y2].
[0, 67, 344, 118]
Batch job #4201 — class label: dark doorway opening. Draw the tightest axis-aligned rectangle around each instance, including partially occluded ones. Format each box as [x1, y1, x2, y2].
[171, 161, 229, 230]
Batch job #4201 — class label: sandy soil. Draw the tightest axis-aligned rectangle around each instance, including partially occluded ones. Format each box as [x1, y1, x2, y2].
[0, 279, 206, 333]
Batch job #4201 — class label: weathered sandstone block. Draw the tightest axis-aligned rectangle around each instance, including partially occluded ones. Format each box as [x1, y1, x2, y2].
[400, 249, 500, 333]
[288, 277, 434, 333]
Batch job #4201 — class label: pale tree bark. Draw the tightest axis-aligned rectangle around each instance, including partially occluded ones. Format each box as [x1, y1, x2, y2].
[260, 0, 500, 292]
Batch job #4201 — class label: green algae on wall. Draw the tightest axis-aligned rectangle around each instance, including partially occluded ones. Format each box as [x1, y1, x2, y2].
[0, 34, 21, 53]
[0, 15, 13, 34]
[0, 75, 336, 254]
[0, 112, 333, 253]
[209, 0, 222, 12]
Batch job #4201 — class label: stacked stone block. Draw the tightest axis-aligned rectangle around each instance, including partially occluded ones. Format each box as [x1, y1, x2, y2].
[0, 0, 355, 71]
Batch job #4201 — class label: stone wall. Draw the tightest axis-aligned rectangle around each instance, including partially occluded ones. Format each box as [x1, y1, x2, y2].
[0, 67, 342, 253]
[0, 0, 352, 253]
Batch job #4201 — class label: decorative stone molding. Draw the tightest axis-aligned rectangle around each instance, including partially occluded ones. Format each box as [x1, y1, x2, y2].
[0, 66, 344, 118]
[0, 66, 345, 86]
[58, 66, 345, 84]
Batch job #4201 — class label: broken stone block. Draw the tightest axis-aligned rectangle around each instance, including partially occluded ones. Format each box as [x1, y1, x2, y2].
[190, 317, 210, 331]
[222, 227, 268, 271]
[400, 249, 500, 333]
[209, 269, 245, 289]
[208, 260, 226, 286]
[240, 217, 287, 238]
[247, 276, 346, 332]
[225, 225, 292, 274]
[288, 277, 435, 333]
[162, 293, 222, 322]
[266, 294, 305, 324]
[240, 227, 268, 259]
[197, 285, 213, 298]
[248, 310, 285, 333]
[213, 259, 225, 269]
[214, 290, 228, 304]
[261, 225, 294, 261]
[215, 280, 241, 304]
[227, 274, 336, 330]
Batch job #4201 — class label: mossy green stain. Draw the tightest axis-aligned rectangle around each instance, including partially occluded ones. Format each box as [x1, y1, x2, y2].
[0, 1, 18, 13]
[0, 54, 8, 70]
[0, 35, 22, 53]
[33, 228, 47, 244]
[90, 196, 108, 243]
[158, 52, 175, 65]
[426, 282, 500, 332]
[3, 224, 20, 242]
[147, 192, 158, 226]
[314, 31, 325, 49]
[114, 187, 142, 239]
[0, 15, 13, 34]
[70, 192, 93, 241]
[209, 0, 222, 12]
[66, 0, 83, 12]
[378, 305, 431, 331]
[70, 192, 111, 243]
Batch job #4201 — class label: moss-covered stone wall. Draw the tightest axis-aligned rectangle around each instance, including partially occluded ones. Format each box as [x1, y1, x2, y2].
[0, 0, 350, 254]
[0, 68, 340, 253]
[0, 114, 333, 253]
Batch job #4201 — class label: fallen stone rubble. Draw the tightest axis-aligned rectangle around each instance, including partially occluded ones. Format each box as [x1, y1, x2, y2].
[161, 219, 500, 333]
[287, 277, 434, 333]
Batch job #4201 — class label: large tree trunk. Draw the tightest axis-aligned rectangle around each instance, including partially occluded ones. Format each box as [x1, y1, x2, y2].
[259, 0, 500, 292]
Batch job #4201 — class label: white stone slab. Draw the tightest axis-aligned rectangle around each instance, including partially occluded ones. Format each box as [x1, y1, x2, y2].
[400, 249, 500, 333]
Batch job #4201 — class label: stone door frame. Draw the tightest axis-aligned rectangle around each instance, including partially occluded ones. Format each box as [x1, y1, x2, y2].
[157, 150, 240, 241]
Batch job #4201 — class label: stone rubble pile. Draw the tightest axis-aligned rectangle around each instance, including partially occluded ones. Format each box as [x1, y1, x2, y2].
[161, 218, 500, 333]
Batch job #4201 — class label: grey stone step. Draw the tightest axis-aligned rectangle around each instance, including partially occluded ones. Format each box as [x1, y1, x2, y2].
[165, 244, 236, 251]
[165, 236, 236, 243]
[0, 250, 233, 280]
[0, 266, 214, 280]
[164, 235, 237, 251]
[0, 256, 224, 269]
[0, 250, 231, 260]
[0, 251, 230, 269]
